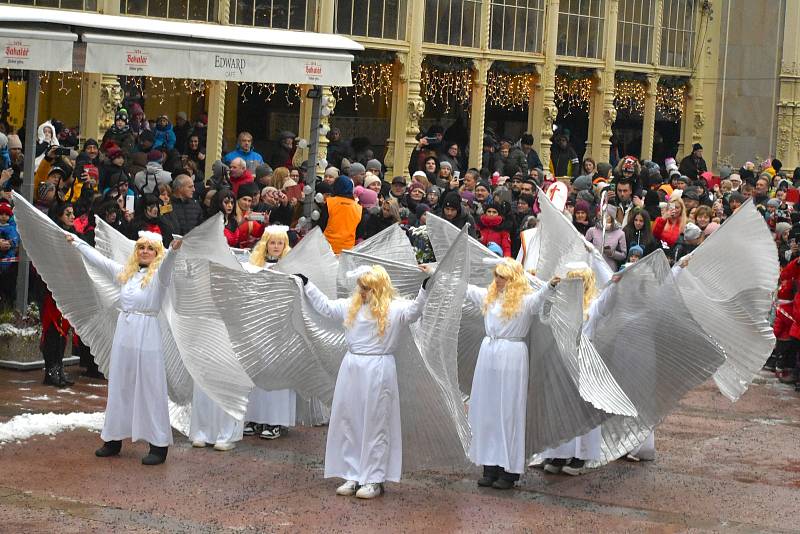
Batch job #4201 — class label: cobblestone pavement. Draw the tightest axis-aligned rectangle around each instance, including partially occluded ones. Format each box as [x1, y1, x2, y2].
[0, 366, 798, 533]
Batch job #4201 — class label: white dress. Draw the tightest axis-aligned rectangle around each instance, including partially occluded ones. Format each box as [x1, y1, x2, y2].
[467, 283, 554, 474]
[74, 241, 175, 447]
[516, 228, 540, 271]
[189, 386, 244, 445]
[242, 260, 297, 427]
[304, 281, 427, 485]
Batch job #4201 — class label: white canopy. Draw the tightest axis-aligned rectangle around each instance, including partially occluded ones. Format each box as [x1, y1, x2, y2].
[0, 6, 362, 85]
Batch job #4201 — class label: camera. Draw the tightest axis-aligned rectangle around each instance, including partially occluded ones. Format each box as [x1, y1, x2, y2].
[54, 146, 71, 157]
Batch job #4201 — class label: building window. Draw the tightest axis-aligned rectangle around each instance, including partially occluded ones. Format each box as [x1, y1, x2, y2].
[660, 0, 697, 68]
[616, 0, 655, 64]
[5, 0, 96, 10]
[335, 0, 406, 40]
[423, 0, 482, 48]
[556, 0, 605, 59]
[121, 0, 216, 21]
[229, 0, 317, 30]
[489, 0, 545, 54]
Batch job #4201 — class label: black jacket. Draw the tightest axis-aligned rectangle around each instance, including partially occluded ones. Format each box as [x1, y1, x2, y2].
[678, 155, 707, 180]
[163, 197, 204, 235]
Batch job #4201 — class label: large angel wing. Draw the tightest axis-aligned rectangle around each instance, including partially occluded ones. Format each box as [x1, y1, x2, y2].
[274, 227, 339, 298]
[13, 192, 121, 379]
[352, 223, 417, 265]
[535, 190, 613, 286]
[675, 200, 779, 400]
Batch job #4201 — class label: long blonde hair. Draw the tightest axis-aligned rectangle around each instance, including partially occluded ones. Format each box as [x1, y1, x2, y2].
[250, 226, 291, 267]
[345, 265, 397, 337]
[118, 236, 166, 288]
[566, 267, 598, 320]
[271, 167, 290, 190]
[483, 258, 532, 320]
[668, 197, 688, 231]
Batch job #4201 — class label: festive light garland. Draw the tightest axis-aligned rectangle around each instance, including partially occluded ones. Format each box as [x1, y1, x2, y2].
[421, 58, 473, 111]
[613, 78, 646, 116]
[332, 62, 394, 110]
[554, 74, 592, 111]
[486, 70, 535, 110]
[656, 84, 685, 122]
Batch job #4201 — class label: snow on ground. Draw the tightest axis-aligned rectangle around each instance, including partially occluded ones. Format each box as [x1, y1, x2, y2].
[0, 412, 104, 443]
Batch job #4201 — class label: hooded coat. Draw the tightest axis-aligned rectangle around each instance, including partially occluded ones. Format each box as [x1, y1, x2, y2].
[153, 119, 177, 151]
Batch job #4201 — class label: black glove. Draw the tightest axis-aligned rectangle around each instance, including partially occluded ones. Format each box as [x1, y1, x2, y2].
[422, 276, 431, 290]
[294, 273, 309, 286]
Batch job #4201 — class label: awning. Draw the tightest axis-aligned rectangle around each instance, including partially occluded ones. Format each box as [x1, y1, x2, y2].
[0, 27, 76, 72]
[0, 6, 363, 86]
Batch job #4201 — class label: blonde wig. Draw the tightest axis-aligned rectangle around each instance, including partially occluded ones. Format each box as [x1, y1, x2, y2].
[483, 258, 532, 320]
[566, 267, 598, 320]
[250, 225, 291, 267]
[345, 265, 397, 337]
[118, 236, 166, 288]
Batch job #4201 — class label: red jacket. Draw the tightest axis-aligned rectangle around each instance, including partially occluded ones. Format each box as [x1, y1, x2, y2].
[652, 217, 682, 248]
[477, 214, 512, 257]
[230, 170, 255, 197]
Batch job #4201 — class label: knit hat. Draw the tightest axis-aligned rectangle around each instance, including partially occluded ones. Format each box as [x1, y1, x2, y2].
[409, 181, 426, 193]
[146, 150, 162, 162]
[7, 134, 21, 150]
[574, 199, 591, 214]
[114, 109, 128, 123]
[349, 162, 366, 176]
[767, 198, 781, 208]
[427, 185, 442, 197]
[333, 175, 354, 196]
[684, 222, 702, 241]
[719, 165, 732, 179]
[439, 161, 452, 170]
[475, 180, 491, 193]
[628, 244, 644, 258]
[176, 111, 188, 121]
[692, 143, 703, 152]
[486, 242, 503, 256]
[415, 203, 431, 219]
[364, 174, 382, 190]
[573, 175, 593, 192]
[356, 187, 378, 209]
[391, 175, 407, 186]
[0, 202, 12, 217]
[703, 222, 720, 236]
[366, 159, 382, 172]
[139, 129, 155, 144]
[237, 182, 259, 199]
[83, 138, 99, 151]
[776, 221, 792, 235]
[443, 191, 461, 210]
[577, 190, 595, 203]
[107, 146, 124, 161]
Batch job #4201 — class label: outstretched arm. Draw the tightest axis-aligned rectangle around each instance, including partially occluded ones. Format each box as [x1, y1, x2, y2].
[303, 281, 348, 322]
[525, 276, 559, 315]
[67, 234, 123, 280]
[156, 239, 182, 286]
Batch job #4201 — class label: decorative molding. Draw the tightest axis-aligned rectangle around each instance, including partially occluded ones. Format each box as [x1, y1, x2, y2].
[98, 75, 123, 135]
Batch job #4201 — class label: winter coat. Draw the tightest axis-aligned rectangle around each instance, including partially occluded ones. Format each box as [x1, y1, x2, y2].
[652, 217, 682, 248]
[672, 237, 699, 265]
[163, 196, 204, 235]
[623, 227, 659, 257]
[678, 154, 707, 181]
[362, 212, 397, 240]
[550, 143, 580, 178]
[476, 214, 512, 257]
[494, 149, 528, 176]
[153, 121, 177, 151]
[585, 224, 627, 271]
[133, 162, 173, 195]
[101, 126, 136, 157]
[223, 145, 265, 166]
[0, 220, 19, 271]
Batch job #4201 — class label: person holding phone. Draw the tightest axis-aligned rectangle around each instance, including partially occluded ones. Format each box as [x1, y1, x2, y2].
[585, 204, 628, 271]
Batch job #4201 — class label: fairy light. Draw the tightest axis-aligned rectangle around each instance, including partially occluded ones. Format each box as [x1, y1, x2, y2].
[421, 62, 473, 112]
[486, 71, 535, 110]
[554, 74, 592, 111]
[613, 79, 646, 116]
[656, 84, 685, 122]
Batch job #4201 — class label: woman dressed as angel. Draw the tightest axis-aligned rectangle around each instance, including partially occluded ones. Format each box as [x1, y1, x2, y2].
[66, 230, 182, 466]
[468, 258, 560, 489]
[295, 263, 430, 499]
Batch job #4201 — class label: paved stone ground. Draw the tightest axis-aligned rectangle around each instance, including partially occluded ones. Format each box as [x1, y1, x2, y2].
[0, 366, 799, 533]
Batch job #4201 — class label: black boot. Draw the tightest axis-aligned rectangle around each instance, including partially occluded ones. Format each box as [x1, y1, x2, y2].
[492, 467, 519, 490]
[82, 360, 105, 379]
[478, 465, 499, 487]
[142, 444, 168, 465]
[95, 440, 122, 457]
[58, 364, 74, 387]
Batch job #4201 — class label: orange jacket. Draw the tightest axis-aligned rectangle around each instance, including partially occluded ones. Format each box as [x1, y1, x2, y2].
[324, 196, 362, 254]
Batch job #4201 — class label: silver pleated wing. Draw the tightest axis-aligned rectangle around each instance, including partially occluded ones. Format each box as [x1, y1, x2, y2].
[274, 227, 339, 298]
[674, 200, 779, 401]
[352, 223, 417, 265]
[535, 190, 613, 286]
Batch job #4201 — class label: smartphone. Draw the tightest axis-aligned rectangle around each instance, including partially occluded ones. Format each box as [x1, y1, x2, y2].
[125, 194, 135, 213]
[453, 171, 461, 179]
[425, 136, 438, 144]
[246, 212, 266, 222]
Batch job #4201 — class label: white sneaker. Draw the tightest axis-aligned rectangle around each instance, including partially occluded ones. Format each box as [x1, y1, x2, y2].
[355, 483, 384, 499]
[191, 440, 207, 448]
[336, 480, 359, 496]
[259, 425, 284, 440]
[213, 441, 236, 451]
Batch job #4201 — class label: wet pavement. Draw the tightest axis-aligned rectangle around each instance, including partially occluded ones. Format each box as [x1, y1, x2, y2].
[0, 366, 798, 533]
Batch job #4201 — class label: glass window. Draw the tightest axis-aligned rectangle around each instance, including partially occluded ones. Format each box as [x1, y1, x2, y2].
[556, 0, 605, 59]
[120, 0, 216, 20]
[660, 0, 697, 68]
[423, 0, 482, 48]
[616, 0, 655, 63]
[230, 0, 316, 30]
[5, 0, 97, 9]
[335, 0, 407, 40]
[489, 0, 545, 54]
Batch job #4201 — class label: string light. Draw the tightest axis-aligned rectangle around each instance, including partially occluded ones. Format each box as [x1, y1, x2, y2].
[554, 74, 592, 112]
[331, 62, 394, 111]
[613, 79, 646, 116]
[656, 84, 685, 122]
[486, 71, 534, 110]
[421, 63, 473, 112]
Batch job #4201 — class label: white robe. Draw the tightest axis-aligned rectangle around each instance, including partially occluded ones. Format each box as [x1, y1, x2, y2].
[304, 282, 427, 485]
[242, 260, 297, 427]
[74, 241, 175, 447]
[516, 228, 540, 271]
[189, 385, 244, 444]
[467, 283, 554, 474]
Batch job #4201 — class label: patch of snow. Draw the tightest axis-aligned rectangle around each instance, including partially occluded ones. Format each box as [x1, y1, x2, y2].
[57, 389, 76, 395]
[85, 395, 102, 400]
[0, 324, 39, 337]
[22, 395, 52, 401]
[0, 412, 104, 443]
[17, 388, 30, 391]
[9, 380, 36, 384]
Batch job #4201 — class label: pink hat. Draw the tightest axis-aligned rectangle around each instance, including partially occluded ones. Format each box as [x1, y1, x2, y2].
[703, 222, 720, 236]
[357, 187, 378, 209]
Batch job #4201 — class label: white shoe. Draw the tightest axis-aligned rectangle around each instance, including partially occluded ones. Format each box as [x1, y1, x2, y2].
[191, 440, 207, 448]
[355, 483, 384, 499]
[336, 480, 359, 496]
[213, 441, 236, 451]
